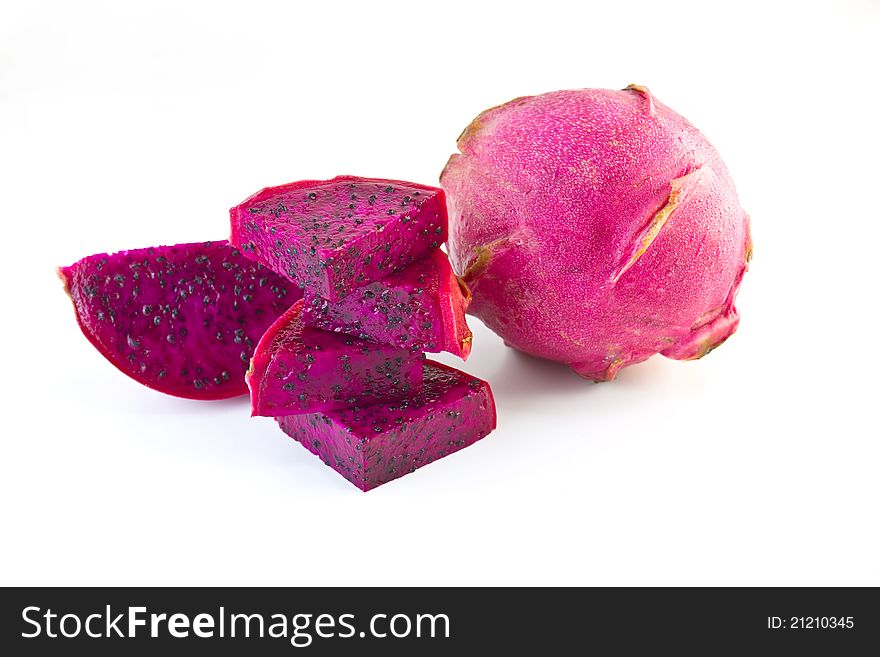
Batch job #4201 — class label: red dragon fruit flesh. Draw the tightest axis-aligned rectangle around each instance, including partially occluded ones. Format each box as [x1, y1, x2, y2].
[276, 360, 496, 491]
[441, 85, 752, 381]
[230, 176, 448, 302]
[59, 241, 300, 400]
[248, 299, 424, 417]
[302, 249, 473, 359]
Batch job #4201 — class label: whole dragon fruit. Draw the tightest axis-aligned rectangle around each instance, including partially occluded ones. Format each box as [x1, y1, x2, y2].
[60, 241, 299, 399]
[441, 85, 752, 380]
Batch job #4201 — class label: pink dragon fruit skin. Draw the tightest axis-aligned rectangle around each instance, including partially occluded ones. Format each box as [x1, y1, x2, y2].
[248, 299, 424, 417]
[441, 85, 752, 381]
[302, 249, 473, 359]
[276, 360, 496, 491]
[59, 241, 300, 400]
[229, 176, 448, 302]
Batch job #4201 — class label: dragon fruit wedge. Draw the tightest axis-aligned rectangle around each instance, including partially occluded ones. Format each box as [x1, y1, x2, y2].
[302, 249, 473, 359]
[230, 176, 448, 302]
[276, 360, 496, 491]
[441, 85, 752, 381]
[248, 299, 424, 417]
[59, 241, 299, 400]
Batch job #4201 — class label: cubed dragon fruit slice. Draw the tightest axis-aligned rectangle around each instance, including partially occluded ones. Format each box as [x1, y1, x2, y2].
[276, 360, 496, 491]
[59, 241, 299, 400]
[229, 176, 447, 301]
[302, 249, 473, 359]
[248, 299, 424, 417]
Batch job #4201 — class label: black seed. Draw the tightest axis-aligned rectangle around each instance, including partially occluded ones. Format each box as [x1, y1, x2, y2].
[142, 305, 153, 315]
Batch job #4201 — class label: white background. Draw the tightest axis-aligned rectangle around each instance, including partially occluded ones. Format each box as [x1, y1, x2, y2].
[1, 0, 878, 586]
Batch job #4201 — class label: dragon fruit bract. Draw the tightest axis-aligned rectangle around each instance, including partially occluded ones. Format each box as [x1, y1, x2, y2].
[441, 85, 752, 381]
[276, 360, 496, 491]
[248, 300, 424, 416]
[230, 176, 447, 301]
[302, 249, 473, 359]
[60, 241, 299, 399]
